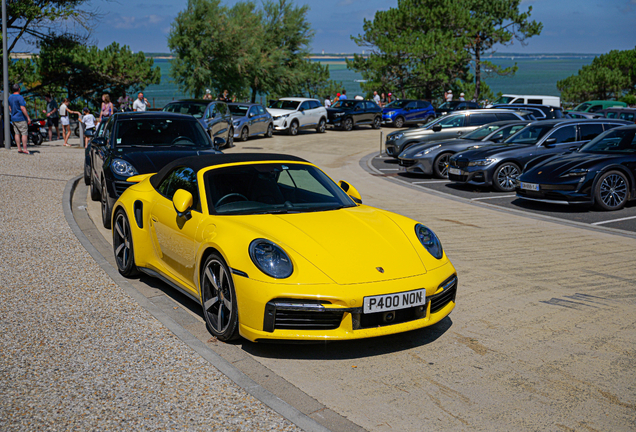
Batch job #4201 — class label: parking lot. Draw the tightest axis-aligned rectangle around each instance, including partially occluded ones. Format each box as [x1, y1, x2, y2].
[370, 154, 636, 234]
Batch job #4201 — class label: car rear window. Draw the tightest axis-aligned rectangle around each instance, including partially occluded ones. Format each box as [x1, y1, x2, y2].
[579, 124, 604, 141]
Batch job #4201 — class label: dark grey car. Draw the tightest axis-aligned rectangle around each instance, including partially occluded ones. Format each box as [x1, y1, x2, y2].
[228, 103, 273, 141]
[163, 99, 233, 148]
[398, 121, 530, 178]
[448, 119, 630, 192]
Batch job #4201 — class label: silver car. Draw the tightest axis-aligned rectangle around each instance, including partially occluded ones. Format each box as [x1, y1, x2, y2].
[228, 103, 273, 141]
[385, 109, 534, 158]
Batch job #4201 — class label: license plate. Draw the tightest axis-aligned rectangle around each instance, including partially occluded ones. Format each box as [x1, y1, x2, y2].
[520, 182, 539, 191]
[449, 167, 462, 175]
[363, 288, 426, 314]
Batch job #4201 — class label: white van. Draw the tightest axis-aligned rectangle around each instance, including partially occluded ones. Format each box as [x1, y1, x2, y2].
[489, 94, 561, 108]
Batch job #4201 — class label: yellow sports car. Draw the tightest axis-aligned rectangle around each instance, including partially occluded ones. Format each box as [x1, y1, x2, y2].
[112, 153, 457, 342]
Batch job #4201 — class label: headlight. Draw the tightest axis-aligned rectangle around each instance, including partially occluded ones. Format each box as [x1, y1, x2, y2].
[233, 120, 241, 126]
[468, 158, 496, 167]
[389, 133, 403, 141]
[334, 112, 345, 117]
[249, 239, 293, 279]
[415, 224, 443, 259]
[560, 168, 589, 177]
[111, 159, 138, 177]
[282, 113, 290, 118]
[414, 144, 441, 157]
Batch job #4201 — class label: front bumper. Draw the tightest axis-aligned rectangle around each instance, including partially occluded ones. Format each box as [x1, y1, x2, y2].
[235, 262, 457, 342]
[385, 140, 407, 157]
[382, 115, 396, 124]
[272, 117, 290, 131]
[516, 181, 592, 205]
[447, 164, 494, 186]
[398, 157, 434, 175]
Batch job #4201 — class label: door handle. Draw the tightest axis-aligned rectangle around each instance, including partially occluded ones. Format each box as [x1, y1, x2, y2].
[151, 216, 158, 223]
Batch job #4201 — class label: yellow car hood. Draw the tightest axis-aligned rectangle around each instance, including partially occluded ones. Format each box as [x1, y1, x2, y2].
[233, 205, 428, 285]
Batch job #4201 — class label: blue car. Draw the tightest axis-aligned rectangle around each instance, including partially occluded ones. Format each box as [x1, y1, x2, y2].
[382, 99, 435, 128]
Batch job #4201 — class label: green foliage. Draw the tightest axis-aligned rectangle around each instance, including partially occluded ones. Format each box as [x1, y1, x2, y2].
[557, 47, 636, 103]
[347, 0, 471, 100]
[168, 0, 338, 102]
[293, 62, 343, 99]
[463, 0, 542, 100]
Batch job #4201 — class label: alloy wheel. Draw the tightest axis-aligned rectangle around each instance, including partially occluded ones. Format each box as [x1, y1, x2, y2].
[113, 211, 137, 276]
[344, 118, 353, 131]
[240, 127, 249, 142]
[599, 173, 627, 209]
[434, 153, 452, 179]
[495, 163, 520, 192]
[266, 124, 273, 137]
[394, 117, 404, 128]
[202, 257, 234, 336]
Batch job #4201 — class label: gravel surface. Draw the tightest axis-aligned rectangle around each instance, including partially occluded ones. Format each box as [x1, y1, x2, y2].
[0, 141, 300, 431]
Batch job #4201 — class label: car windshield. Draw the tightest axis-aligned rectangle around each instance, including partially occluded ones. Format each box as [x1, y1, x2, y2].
[114, 118, 212, 147]
[269, 100, 300, 110]
[438, 101, 461, 110]
[205, 163, 356, 215]
[228, 104, 250, 116]
[462, 124, 502, 140]
[494, 96, 516, 104]
[504, 124, 553, 145]
[331, 100, 357, 109]
[384, 100, 408, 109]
[162, 102, 207, 119]
[579, 128, 636, 154]
[574, 102, 591, 112]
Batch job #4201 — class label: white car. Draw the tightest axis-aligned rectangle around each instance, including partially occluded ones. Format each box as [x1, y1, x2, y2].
[267, 97, 327, 136]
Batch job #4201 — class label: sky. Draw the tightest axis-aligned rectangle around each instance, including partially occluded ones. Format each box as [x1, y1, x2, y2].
[34, 0, 636, 54]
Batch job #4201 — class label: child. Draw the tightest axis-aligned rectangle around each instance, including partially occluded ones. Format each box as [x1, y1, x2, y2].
[80, 107, 96, 148]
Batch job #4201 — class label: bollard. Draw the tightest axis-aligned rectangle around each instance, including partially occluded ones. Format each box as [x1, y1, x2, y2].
[379, 131, 383, 157]
[79, 120, 84, 148]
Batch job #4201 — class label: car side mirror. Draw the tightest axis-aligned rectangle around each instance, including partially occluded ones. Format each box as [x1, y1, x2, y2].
[544, 137, 557, 148]
[338, 180, 362, 204]
[249, 112, 255, 117]
[432, 125, 442, 132]
[298, 107, 304, 112]
[213, 137, 226, 149]
[173, 189, 193, 220]
[92, 137, 107, 147]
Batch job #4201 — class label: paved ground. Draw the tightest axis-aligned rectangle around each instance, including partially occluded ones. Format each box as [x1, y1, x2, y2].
[371, 155, 636, 233]
[0, 139, 300, 431]
[3, 127, 636, 432]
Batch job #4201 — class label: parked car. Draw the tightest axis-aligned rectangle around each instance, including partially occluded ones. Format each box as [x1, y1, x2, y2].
[327, 99, 382, 130]
[565, 111, 604, 119]
[88, 112, 222, 229]
[398, 121, 530, 178]
[110, 152, 457, 342]
[385, 109, 532, 158]
[162, 99, 233, 148]
[517, 124, 636, 210]
[83, 120, 109, 185]
[267, 97, 327, 135]
[489, 103, 564, 120]
[435, 100, 480, 117]
[227, 103, 273, 141]
[382, 99, 435, 128]
[490, 94, 561, 108]
[447, 119, 629, 192]
[597, 107, 636, 123]
[573, 100, 627, 113]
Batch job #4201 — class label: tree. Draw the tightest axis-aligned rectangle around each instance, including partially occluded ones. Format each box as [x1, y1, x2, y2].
[463, 0, 542, 101]
[294, 62, 343, 99]
[347, 0, 471, 100]
[557, 47, 636, 103]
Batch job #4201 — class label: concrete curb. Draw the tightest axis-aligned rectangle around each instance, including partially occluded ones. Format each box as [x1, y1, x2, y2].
[361, 152, 636, 240]
[63, 175, 332, 432]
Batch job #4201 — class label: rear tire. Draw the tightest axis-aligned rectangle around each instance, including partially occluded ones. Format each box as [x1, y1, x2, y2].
[493, 162, 520, 192]
[433, 152, 453, 179]
[201, 252, 239, 341]
[113, 209, 139, 277]
[594, 170, 629, 211]
[394, 116, 405, 128]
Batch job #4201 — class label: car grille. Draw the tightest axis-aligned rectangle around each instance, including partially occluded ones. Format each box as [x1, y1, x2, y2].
[263, 299, 344, 332]
[540, 184, 577, 191]
[429, 275, 458, 313]
[113, 181, 132, 197]
[453, 160, 469, 169]
[399, 159, 416, 167]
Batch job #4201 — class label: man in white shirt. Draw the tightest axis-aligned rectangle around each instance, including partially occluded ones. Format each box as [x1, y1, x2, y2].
[324, 96, 331, 108]
[133, 92, 149, 112]
[373, 91, 381, 105]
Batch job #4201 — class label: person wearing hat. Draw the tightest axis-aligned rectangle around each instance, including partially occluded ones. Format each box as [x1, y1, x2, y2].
[459, 92, 465, 101]
[79, 107, 96, 148]
[203, 89, 213, 100]
[445, 90, 453, 102]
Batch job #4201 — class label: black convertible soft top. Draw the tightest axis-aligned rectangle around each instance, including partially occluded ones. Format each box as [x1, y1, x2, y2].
[150, 153, 309, 188]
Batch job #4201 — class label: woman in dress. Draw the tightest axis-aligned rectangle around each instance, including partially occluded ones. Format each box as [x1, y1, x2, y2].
[98, 93, 113, 126]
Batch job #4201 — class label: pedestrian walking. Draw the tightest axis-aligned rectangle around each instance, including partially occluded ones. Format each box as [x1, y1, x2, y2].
[80, 107, 96, 148]
[99, 93, 113, 126]
[133, 92, 149, 112]
[445, 90, 453, 102]
[43, 94, 60, 141]
[373, 91, 381, 105]
[459, 92, 465, 101]
[340, 90, 348, 100]
[324, 95, 331, 108]
[59, 98, 72, 146]
[8, 83, 32, 154]
[380, 93, 387, 107]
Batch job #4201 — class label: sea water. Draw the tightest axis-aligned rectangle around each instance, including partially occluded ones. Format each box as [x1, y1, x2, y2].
[141, 56, 594, 108]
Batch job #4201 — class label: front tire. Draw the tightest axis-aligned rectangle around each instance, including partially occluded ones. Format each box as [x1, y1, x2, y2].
[90, 171, 101, 201]
[101, 180, 112, 229]
[30, 133, 43, 146]
[594, 170, 629, 211]
[343, 117, 353, 131]
[240, 126, 249, 142]
[288, 120, 299, 136]
[84, 163, 91, 185]
[433, 152, 453, 179]
[493, 162, 520, 192]
[372, 116, 381, 129]
[201, 252, 239, 341]
[316, 118, 326, 133]
[394, 116, 405, 128]
[113, 209, 138, 277]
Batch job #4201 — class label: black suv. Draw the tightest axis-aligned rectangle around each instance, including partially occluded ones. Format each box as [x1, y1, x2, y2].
[327, 99, 382, 130]
[88, 112, 222, 228]
[488, 103, 563, 120]
[163, 99, 233, 148]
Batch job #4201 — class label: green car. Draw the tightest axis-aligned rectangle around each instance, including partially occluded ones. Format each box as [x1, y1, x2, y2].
[573, 100, 627, 113]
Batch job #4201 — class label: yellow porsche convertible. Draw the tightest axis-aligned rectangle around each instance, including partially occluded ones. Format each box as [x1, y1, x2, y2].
[112, 153, 457, 342]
